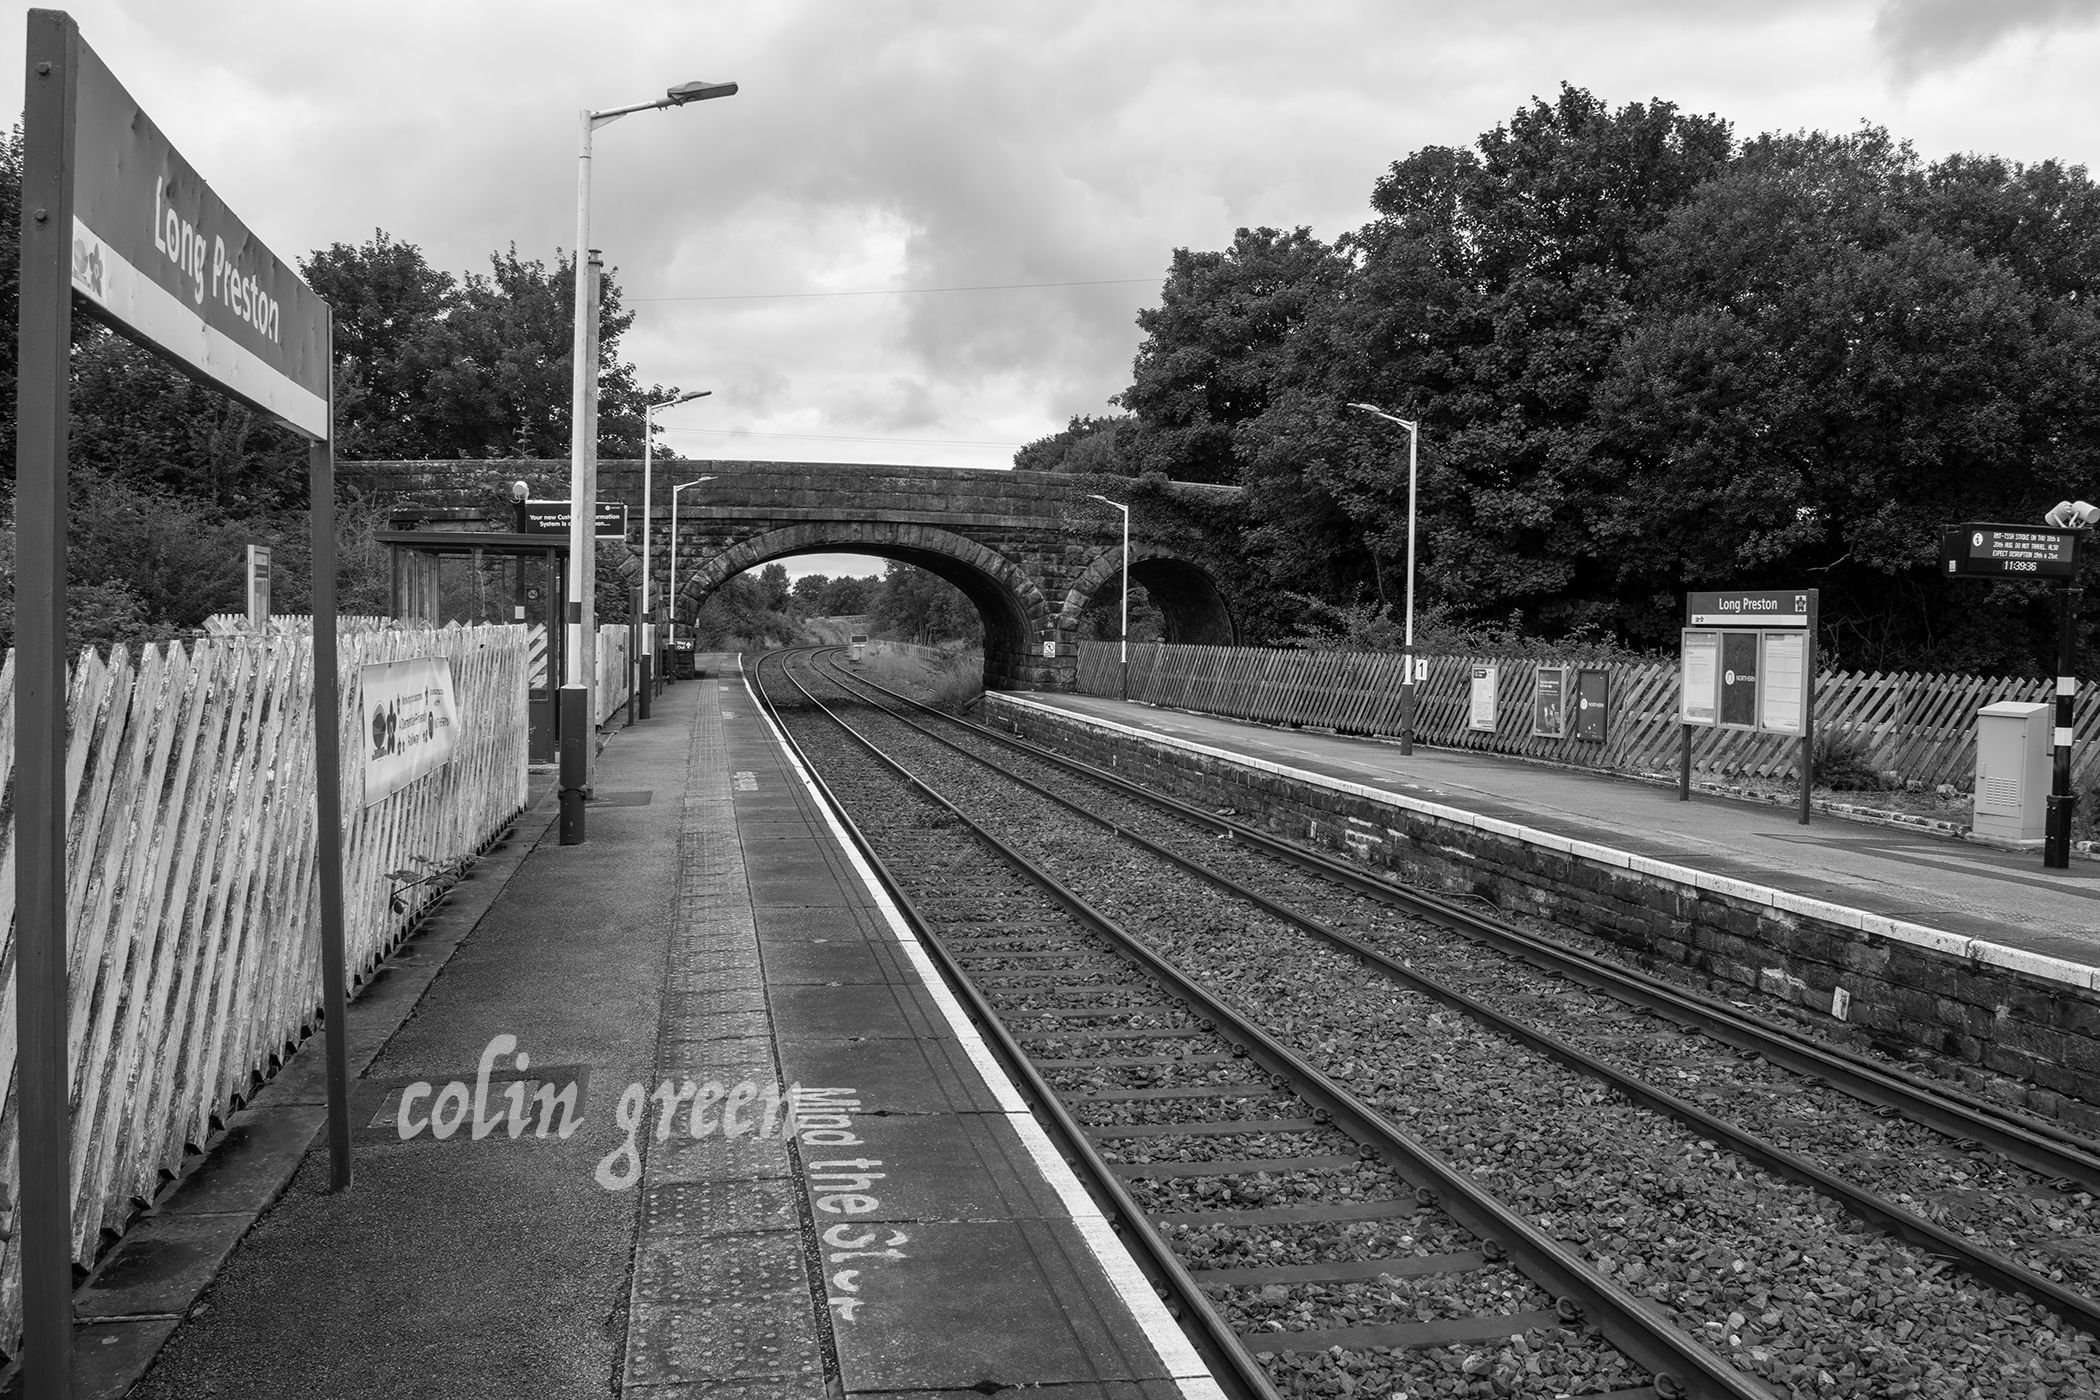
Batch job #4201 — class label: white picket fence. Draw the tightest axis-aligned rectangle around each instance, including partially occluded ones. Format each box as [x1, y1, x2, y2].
[0, 624, 530, 1342]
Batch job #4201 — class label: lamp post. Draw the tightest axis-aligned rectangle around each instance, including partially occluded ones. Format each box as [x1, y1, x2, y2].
[643, 389, 710, 704]
[563, 77, 736, 830]
[1349, 402, 1421, 755]
[1088, 493, 1130, 701]
[669, 475, 717, 678]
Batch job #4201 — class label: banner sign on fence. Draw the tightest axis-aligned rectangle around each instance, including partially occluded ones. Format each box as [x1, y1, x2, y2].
[67, 40, 330, 438]
[1680, 631, 1719, 725]
[361, 656, 460, 806]
[1532, 666, 1567, 738]
[1468, 664, 1498, 732]
[1686, 589, 1814, 628]
[1574, 668, 1608, 742]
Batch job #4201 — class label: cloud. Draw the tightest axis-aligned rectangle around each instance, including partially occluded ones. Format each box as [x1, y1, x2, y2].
[1873, 0, 2100, 80]
[12, 1, 2100, 474]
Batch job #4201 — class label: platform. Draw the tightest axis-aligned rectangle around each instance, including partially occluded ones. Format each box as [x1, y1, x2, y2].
[995, 692, 2100, 979]
[85, 662, 1215, 1400]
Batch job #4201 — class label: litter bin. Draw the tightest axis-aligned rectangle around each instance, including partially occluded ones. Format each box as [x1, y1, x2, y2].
[1973, 700, 2051, 844]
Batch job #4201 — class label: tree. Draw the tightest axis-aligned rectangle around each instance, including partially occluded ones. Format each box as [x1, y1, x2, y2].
[868, 563, 981, 644]
[1014, 414, 1136, 474]
[1117, 227, 1350, 485]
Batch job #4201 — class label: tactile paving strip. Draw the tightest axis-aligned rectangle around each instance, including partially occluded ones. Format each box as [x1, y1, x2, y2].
[617, 682, 826, 1394]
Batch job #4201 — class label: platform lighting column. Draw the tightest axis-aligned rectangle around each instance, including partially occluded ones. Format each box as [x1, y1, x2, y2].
[566, 77, 737, 770]
[1349, 402, 1421, 755]
[669, 475, 717, 675]
[643, 389, 710, 703]
[1088, 493, 1130, 700]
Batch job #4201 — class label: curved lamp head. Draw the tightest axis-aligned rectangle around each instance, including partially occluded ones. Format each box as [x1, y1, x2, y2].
[2045, 500, 2100, 530]
[511, 480, 529, 502]
[667, 80, 738, 105]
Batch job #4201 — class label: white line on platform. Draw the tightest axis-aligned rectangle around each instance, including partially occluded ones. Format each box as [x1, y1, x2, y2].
[741, 661, 1225, 1399]
[992, 692, 2100, 994]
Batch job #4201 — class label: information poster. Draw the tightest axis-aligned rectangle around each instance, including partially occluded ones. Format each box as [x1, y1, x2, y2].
[1532, 666, 1567, 738]
[1760, 632, 1808, 735]
[1468, 664, 1499, 732]
[361, 656, 460, 806]
[1680, 630, 1719, 725]
[1719, 632, 1760, 729]
[1574, 668, 1608, 742]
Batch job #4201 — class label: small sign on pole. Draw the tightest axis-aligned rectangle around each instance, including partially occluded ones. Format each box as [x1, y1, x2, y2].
[245, 543, 271, 629]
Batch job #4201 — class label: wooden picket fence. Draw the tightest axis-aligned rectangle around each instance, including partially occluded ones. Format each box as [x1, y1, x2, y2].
[1077, 642, 2100, 791]
[596, 626, 631, 725]
[0, 623, 530, 1342]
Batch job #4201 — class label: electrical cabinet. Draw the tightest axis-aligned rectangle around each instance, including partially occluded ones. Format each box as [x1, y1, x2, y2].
[1973, 700, 2052, 844]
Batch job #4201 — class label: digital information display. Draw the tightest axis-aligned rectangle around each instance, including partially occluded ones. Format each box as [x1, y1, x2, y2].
[1941, 524, 2081, 580]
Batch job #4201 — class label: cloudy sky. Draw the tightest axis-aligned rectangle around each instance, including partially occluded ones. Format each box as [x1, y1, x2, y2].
[12, 0, 2100, 578]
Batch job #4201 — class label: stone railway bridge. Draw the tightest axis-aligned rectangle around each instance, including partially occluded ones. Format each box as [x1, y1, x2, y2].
[348, 459, 1245, 690]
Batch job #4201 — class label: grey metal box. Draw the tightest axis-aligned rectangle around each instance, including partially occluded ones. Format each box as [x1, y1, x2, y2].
[1973, 699, 2051, 843]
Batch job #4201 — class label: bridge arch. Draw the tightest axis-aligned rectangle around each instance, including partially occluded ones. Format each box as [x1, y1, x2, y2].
[678, 520, 1055, 690]
[1059, 543, 1237, 646]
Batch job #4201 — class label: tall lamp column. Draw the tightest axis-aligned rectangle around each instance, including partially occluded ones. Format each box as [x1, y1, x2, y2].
[1349, 403, 1421, 755]
[669, 475, 717, 679]
[643, 389, 710, 705]
[1089, 493, 1130, 701]
[563, 76, 736, 844]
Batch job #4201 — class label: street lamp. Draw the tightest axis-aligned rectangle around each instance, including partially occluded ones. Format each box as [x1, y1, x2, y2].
[1088, 494, 1130, 701]
[1349, 402, 1421, 755]
[643, 389, 710, 700]
[668, 475, 717, 678]
[563, 76, 737, 834]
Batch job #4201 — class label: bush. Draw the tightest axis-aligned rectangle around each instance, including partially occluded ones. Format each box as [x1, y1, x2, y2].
[1813, 729, 1883, 790]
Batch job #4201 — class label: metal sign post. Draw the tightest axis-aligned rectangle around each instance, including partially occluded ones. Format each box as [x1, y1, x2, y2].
[1941, 523, 2086, 868]
[15, 15, 349, 1389]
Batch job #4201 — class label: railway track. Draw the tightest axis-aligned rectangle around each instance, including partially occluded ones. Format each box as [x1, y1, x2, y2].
[754, 647, 2100, 1399]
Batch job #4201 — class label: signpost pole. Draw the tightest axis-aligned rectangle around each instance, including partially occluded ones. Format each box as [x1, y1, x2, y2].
[1678, 724, 1692, 801]
[309, 314, 352, 1190]
[1800, 590, 1819, 826]
[16, 12, 80, 1391]
[2046, 582, 2081, 869]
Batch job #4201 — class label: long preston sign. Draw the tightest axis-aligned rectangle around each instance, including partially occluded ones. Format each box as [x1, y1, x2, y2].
[66, 34, 329, 436]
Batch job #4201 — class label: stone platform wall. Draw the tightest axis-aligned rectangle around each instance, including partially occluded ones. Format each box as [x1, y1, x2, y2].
[986, 694, 2100, 1135]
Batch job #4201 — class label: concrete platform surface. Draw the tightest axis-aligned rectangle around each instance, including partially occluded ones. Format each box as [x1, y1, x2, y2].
[89, 662, 1216, 1400]
[1002, 692, 2100, 973]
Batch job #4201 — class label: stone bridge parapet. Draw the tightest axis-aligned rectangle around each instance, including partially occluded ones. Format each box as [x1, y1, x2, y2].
[346, 458, 1244, 691]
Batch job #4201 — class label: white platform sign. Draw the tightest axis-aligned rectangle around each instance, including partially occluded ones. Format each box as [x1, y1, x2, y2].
[1760, 631, 1809, 735]
[361, 656, 459, 806]
[1680, 630, 1719, 726]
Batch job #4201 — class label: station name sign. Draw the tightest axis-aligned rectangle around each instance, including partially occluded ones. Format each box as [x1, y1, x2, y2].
[1684, 590, 1814, 628]
[1939, 524, 2081, 580]
[66, 34, 329, 439]
[521, 500, 629, 539]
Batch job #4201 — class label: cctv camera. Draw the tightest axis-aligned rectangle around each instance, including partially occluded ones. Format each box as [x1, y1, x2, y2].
[511, 481, 529, 502]
[2045, 500, 2100, 529]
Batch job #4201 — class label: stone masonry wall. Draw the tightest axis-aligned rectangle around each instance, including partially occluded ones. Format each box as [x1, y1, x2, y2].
[988, 694, 2100, 1134]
